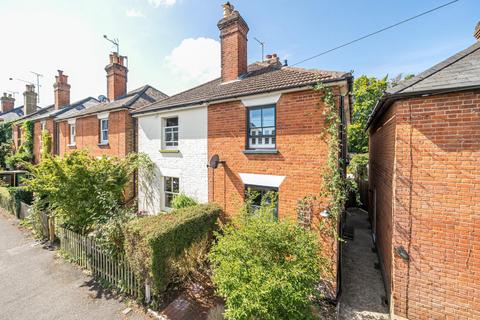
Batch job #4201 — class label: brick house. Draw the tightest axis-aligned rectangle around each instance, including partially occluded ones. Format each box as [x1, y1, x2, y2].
[55, 53, 167, 160]
[133, 3, 352, 297]
[11, 71, 98, 163]
[0, 92, 26, 123]
[366, 24, 480, 319]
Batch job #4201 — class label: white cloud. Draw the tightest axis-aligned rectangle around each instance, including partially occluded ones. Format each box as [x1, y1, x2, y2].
[126, 8, 146, 18]
[147, 0, 176, 8]
[164, 37, 220, 91]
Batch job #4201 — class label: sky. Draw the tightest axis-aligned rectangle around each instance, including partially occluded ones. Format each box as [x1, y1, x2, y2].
[0, 0, 478, 107]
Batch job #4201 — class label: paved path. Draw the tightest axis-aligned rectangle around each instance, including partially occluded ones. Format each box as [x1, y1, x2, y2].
[0, 212, 149, 320]
[338, 208, 389, 320]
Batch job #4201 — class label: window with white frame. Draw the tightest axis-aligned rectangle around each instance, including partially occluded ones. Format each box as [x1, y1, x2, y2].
[163, 117, 178, 149]
[164, 176, 179, 209]
[69, 123, 76, 145]
[99, 119, 108, 144]
[247, 105, 276, 149]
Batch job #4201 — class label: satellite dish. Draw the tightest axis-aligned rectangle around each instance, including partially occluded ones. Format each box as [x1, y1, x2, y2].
[209, 154, 220, 169]
[98, 95, 109, 103]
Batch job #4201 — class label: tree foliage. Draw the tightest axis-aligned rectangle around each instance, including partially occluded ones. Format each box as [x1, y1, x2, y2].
[0, 122, 13, 169]
[25, 150, 153, 234]
[6, 121, 34, 169]
[348, 76, 388, 153]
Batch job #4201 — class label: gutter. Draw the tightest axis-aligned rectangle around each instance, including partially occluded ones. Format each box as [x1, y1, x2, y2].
[132, 76, 353, 117]
[365, 84, 480, 131]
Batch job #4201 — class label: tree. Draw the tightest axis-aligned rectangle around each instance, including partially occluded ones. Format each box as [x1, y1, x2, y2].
[348, 76, 388, 153]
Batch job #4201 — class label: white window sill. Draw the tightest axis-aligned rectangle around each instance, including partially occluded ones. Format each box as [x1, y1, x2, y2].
[98, 142, 109, 147]
[243, 149, 278, 154]
[67, 143, 76, 148]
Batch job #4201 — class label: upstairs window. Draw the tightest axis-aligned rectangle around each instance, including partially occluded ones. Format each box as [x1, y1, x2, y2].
[69, 124, 76, 145]
[163, 117, 178, 149]
[164, 176, 179, 209]
[247, 105, 276, 149]
[99, 119, 109, 144]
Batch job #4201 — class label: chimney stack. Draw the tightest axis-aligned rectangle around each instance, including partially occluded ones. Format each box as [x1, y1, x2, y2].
[54, 70, 71, 109]
[217, 2, 249, 82]
[1, 93, 15, 113]
[105, 52, 128, 101]
[23, 84, 37, 115]
[475, 22, 480, 41]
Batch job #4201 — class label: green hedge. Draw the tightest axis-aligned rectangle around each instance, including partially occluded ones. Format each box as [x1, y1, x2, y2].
[123, 203, 221, 292]
[0, 186, 32, 216]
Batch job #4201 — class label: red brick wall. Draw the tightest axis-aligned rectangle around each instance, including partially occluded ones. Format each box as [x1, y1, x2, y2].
[208, 88, 345, 295]
[369, 103, 397, 303]
[370, 90, 480, 319]
[58, 109, 133, 158]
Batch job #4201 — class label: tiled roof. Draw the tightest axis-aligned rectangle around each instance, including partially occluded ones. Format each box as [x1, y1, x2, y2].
[14, 105, 54, 123]
[56, 85, 168, 120]
[133, 62, 350, 115]
[0, 106, 24, 123]
[366, 41, 480, 129]
[30, 97, 99, 122]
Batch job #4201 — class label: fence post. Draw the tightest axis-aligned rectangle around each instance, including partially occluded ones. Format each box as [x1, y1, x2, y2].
[145, 280, 151, 304]
[48, 215, 55, 247]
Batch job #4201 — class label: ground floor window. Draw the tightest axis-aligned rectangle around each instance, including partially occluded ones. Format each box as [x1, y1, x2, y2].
[164, 176, 179, 209]
[244, 185, 278, 218]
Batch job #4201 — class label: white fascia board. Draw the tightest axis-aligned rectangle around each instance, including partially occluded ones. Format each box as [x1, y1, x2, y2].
[97, 112, 109, 120]
[241, 92, 281, 107]
[239, 173, 286, 188]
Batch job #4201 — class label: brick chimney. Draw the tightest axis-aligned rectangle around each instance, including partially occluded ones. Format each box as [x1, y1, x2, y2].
[1, 93, 15, 113]
[105, 52, 128, 101]
[475, 22, 480, 41]
[53, 70, 71, 109]
[217, 2, 249, 82]
[23, 84, 37, 115]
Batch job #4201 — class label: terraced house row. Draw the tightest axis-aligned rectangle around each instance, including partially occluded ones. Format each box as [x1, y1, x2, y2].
[2, 4, 352, 298]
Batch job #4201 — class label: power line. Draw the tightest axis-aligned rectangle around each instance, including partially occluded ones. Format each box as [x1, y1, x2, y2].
[291, 0, 460, 67]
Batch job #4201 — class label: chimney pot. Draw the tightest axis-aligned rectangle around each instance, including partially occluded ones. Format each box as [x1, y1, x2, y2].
[105, 52, 128, 101]
[218, 2, 249, 82]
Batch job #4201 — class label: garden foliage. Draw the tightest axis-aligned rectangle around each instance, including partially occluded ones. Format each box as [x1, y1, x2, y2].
[123, 203, 221, 293]
[171, 193, 198, 209]
[6, 121, 34, 170]
[209, 209, 321, 320]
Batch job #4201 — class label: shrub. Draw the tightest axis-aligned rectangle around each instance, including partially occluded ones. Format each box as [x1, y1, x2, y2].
[0, 186, 15, 214]
[348, 153, 369, 181]
[209, 212, 321, 320]
[171, 193, 197, 209]
[6, 121, 33, 170]
[123, 203, 221, 293]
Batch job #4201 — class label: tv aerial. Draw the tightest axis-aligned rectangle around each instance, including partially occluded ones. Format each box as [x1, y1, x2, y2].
[103, 34, 119, 54]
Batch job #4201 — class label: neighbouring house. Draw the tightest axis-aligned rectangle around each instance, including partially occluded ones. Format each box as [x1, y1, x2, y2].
[12, 71, 98, 163]
[0, 93, 25, 123]
[132, 2, 352, 297]
[366, 22, 480, 320]
[11, 84, 41, 152]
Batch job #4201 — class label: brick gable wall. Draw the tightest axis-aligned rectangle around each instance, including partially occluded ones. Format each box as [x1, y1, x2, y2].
[370, 90, 480, 319]
[208, 88, 346, 296]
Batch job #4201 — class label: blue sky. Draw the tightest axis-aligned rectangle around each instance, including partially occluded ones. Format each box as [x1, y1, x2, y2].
[0, 0, 478, 106]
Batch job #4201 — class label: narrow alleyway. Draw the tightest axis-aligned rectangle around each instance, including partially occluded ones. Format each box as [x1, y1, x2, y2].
[338, 207, 389, 320]
[0, 212, 148, 320]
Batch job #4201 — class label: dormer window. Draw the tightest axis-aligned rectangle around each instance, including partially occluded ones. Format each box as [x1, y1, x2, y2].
[247, 105, 276, 149]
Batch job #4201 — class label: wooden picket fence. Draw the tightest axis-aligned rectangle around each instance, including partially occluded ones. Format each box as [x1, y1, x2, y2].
[57, 226, 142, 298]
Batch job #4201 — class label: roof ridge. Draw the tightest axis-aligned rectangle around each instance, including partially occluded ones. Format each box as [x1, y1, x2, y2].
[389, 41, 480, 94]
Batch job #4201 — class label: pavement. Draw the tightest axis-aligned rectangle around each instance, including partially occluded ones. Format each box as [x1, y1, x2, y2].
[338, 207, 390, 320]
[0, 211, 149, 320]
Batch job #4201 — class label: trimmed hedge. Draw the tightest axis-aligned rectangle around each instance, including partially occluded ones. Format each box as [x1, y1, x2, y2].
[123, 203, 221, 292]
[0, 186, 33, 216]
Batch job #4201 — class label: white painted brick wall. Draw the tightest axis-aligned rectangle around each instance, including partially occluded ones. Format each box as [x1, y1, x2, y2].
[137, 106, 208, 213]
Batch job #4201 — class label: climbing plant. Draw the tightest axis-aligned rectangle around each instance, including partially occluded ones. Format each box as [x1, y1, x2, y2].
[0, 122, 13, 169]
[6, 120, 34, 170]
[40, 130, 52, 159]
[314, 83, 350, 237]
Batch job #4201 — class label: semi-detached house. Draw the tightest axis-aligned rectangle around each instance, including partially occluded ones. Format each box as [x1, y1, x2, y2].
[132, 3, 353, 297]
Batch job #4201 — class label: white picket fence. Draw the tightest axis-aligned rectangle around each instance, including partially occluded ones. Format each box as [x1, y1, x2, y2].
[57, 226, 143, 298]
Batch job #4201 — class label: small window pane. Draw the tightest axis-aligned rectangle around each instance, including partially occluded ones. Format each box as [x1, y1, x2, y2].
[166, 117, 178, 127]
[249, 109, 262, 127]
[262, 107, 275, 126]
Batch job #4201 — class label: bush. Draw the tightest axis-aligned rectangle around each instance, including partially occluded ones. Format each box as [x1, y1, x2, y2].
[0, 186, 15, 214]
[348, 153, 368, 180]
[123, 203, 221, 293]
[6, 121, 33, 170]
[171, 193, 198, 209]
[209, 212, 321, 320]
